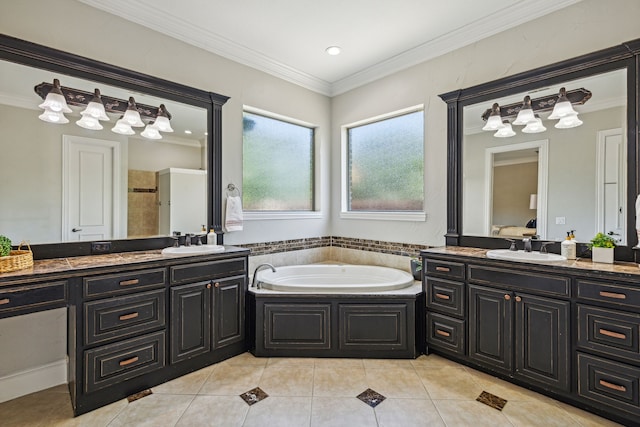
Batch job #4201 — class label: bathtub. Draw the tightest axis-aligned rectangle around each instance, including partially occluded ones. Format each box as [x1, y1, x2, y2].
[254, 264, 415, 293]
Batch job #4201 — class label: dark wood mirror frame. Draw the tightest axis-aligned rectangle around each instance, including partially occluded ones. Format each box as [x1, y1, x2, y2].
[0, 34, 229, 259]
[439, 38, 640, 262]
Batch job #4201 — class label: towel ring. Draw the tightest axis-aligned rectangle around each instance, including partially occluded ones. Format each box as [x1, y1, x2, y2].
[227, 183, 241, 197]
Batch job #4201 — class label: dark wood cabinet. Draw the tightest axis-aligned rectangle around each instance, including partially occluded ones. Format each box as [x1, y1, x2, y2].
[170, 281, 212, 363]
[213, 275, 245, 349]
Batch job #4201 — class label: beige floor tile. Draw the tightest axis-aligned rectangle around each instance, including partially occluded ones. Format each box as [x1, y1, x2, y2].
[553, 400, 624, 427]
[243, 396, 312, 427]
[313, 367, 368, 397]
[220, 351, 268, 367]
[258, 365, 314, 396]
[502, 399, 582, 426]
[108, 393, 194, 427]
[363, 358, 415, 369]
[411, 354, 463, 369]
[433, 399, 514, 427]
[375, 398, 445, 427]
[199, 364, 264, 395]
[314, 358, 365, 369]
[175, 395, 249, 426]
[0, 389, 76, 427]
[416, 367, 485, 400]
[365, 368, 429, 398]
[311, 397, 377, 427]
[267, 356, 317, 367]
[153, 364, 215, 394]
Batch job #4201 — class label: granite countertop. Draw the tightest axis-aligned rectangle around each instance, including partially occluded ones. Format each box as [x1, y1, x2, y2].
[0, 246, 249, 281]
[422, 246, 640, 276]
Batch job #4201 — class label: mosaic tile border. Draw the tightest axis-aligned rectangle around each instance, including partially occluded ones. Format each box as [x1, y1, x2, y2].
[242, 236, 429, 258]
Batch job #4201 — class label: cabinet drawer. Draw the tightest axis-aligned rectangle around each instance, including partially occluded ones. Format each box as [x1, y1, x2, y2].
[0, 281, 67, 316]
[83, 268, 166, 298]
[577, 304, 639, 363]
[426, 312, 465, 355]
[577, 279, 640, 309]
[424, 259, 465, 280]
[468, 265, 570, 297]
[170, 258, 246, 284]
[84, 289, 166, 346]
[426, 278, 465, 317]
[577, 352, 640, 418]
[84, 331, 165, 393]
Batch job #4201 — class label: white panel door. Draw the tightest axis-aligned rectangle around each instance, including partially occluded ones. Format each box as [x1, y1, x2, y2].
[596, 129, 625, 244]
[63, 136, 120, 242]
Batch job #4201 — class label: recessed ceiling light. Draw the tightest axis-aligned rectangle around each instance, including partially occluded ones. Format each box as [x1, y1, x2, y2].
[184, 130, 192, 134]
[325, 46, 341, 56]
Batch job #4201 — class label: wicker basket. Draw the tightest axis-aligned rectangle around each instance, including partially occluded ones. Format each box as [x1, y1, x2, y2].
[0, 242, 34, 273]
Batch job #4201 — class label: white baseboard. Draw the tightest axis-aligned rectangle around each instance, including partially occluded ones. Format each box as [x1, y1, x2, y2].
[0, 360, 67, 403]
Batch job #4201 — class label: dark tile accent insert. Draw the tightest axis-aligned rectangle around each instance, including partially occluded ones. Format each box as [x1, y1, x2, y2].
[240, 387, 269, 406]
[476, 390, 507, 411]
[357, 388, 386, 408]
[127, 389, 152, 402]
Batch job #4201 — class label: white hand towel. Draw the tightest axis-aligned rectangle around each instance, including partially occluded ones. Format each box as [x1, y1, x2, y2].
[225, 195, 244, 232]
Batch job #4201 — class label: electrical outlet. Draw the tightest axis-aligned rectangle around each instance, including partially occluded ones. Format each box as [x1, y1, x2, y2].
[555, 216, 566, 225]
[91, 241, 112, 254]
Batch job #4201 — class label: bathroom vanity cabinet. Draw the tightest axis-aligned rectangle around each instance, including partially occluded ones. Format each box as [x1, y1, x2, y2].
[421, 248, 640, 426]
[0, 248, 249, 416]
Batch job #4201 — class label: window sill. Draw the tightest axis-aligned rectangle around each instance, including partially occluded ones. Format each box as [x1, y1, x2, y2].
[340, 211, 426, 221]
[244, 211, 323, 220]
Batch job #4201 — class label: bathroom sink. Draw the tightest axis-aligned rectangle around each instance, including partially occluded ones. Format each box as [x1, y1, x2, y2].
[161, 245, 225, 256]
[486, 249, 567, 264]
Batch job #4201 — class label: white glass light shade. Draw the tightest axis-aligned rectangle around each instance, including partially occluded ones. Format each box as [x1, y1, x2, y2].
[80, 89, 109, 121]
[494, 121, 516, 138]
[111, 118, 135, 135]
[548, 88, 577, 119]
[76, 115, 103, 130]
[152, 115, 174, 132]
[513, 96, 535, 125]
[39, 79, 72, 113]
[38, 108, 69, 124]
[122, 108, 144, 127]
[522, 115, 547, 133]
[141, 124, 162, 140]
[555, 113, 583, 129]
[482, 103, 504, 131]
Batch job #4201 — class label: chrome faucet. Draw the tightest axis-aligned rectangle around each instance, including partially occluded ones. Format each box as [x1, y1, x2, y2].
[523, 238, 532, 252]
[184, 233, 192, 246]
[540, 242, 553, 253]
[505, 238, 517, 251]
[251, 263, 276, 289]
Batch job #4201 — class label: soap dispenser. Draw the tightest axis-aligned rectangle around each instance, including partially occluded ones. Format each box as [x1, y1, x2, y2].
[207, 228, 217, 245]
[561, 232, 576, 260]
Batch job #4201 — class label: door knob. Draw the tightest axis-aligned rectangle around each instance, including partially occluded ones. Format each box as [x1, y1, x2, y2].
[72, 228, 82, 232]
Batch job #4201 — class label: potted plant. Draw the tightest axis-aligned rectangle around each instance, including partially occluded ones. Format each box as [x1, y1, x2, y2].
[589, 232, 616, 264]
[0, 235, 11, 257]
[410, 258, 422, 281]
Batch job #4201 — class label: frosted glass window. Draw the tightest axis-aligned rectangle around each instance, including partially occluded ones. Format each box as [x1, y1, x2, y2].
[347, 110, 424, 211]
[243, 111, 314, 211]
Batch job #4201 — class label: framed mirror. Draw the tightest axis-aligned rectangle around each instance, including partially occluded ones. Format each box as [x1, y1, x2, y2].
[440, 38, 639, 261]
[0, 34, 229, 258]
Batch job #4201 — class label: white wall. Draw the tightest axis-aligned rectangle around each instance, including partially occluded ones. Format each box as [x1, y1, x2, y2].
[330, 0, 640, 246]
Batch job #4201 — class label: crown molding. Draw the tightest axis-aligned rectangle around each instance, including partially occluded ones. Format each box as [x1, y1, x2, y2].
[79, 0, 581, 97]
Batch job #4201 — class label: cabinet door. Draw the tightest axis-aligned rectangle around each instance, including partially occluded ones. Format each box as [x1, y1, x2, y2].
[170, 281, 211, 363]
[213, 276, 245, 349]
[515, 293, 570, 392]
[469, 284, 512, 374]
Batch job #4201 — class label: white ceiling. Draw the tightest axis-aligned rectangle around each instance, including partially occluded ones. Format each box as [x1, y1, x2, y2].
[77, 0, 581, 96]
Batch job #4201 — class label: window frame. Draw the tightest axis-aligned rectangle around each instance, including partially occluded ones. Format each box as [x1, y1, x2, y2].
[242, 106, 321, 220]
[340, 105, 426, 221]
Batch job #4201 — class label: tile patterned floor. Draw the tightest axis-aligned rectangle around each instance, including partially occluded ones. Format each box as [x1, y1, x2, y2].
[0, 352, 623, 426]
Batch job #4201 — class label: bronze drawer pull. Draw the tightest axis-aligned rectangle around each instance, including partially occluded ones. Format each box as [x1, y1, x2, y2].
[0, 298, 10, 305]
[119, 356, 139, 367]
[435, 293, 450, 300]
[599, 379, 626, 392]
[435, 266, 451, 272]
[214, 282, 220, 288]
[119, 279, 140, 286]
[504, 294, 511, 301]
[599, 291, 626, 300]
[436, 329, 451, 337]
[119, 312, 139, 321]
[515, 296, 522, 302]
[599, 328, 626, 340]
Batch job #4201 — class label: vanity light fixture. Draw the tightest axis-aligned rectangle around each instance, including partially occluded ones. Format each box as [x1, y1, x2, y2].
[141, 124, 162, 140]
[555, 113, 583, 129]
[522, 114, 546, 133]
[111, 117, 135, 135]
[512, 96, 535, 125]
[151, 104, 174, 132]
[39, 108, 69, 124]
[38, 79, 72, 114]
[548, 87, 578, 119]
[121, 97, 145, 127]
[494, 120, 516, 138]
[76, 115, 103, 130]
[79, 89, 109, 121]
[482, 103, 505, 131]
